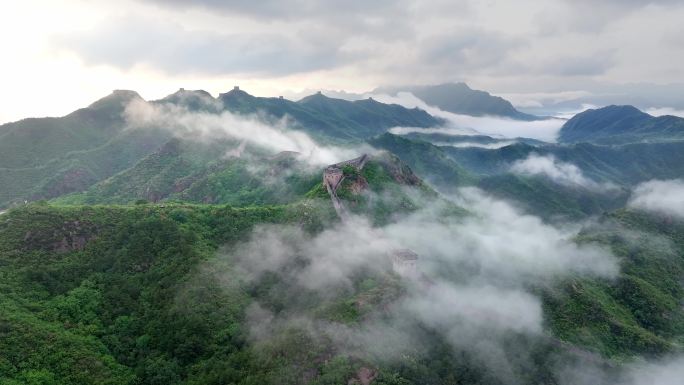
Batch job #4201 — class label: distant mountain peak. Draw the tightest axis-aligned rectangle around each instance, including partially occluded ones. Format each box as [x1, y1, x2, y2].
[88, 90, 142, 109]
[219, 86, 253, 100]
[375, 83, 544, 121]
[589, 104, 650, 115]
[157, 89, 219, 112]
[298, 91, 332, 103]
[558, 104, 684, 144]
[166, 88, 213, 98]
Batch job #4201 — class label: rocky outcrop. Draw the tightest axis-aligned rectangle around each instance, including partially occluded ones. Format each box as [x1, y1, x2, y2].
[348, 367, 378, 385]
[23, 220, 98, 253]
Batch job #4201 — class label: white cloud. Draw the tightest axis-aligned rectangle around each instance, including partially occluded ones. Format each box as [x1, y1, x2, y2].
[628, 179, 684, 218]
[624, 356, 684, 385]
[645, 107, 684, 118]
[218, 187, 618, 381]
[372, 92, 565, 142]
[123, 98, 368, 166]
[434, 140, 517, 149]
[384, 188, 619, 281]
[389, 126, 478, 136]
[494, 90, 593, 109]
[553, 103, 599, 119]
[510, 153, 616, 191]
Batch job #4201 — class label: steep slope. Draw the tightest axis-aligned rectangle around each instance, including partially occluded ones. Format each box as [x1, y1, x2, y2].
[0, 90, 141, 168]
[558, 105, 684, 144]
[367, 133, 475, 190]
[366, 135, 627, 219]
[55, 139, 322, 207]
[442, 140, 684, 186]
[315, 152, 457, 224]
[477, 174, 628, 221]
[0, 202, 330, 385]
[376, 82, 544, 120]
[2, 199, 683, 384]
[155, 88, 221, 112]
[0, 88, 444, 208]
[0, 91, 172, 208]
[544, 209, 684, 357]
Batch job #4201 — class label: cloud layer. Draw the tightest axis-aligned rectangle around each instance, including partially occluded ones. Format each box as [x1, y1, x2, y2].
[628, 179, 684, 218]
[511, 153, 615, 191]
[213, 188, 618, 382]
[123, 98, 366, 166]
[375, 92, 565, 142]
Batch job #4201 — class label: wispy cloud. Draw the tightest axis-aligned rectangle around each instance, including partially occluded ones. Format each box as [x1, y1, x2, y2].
[123, 98, 369, 166]
[624, 355, 684, 385]
[372, 92, 565, 142]
[208, 188, 618, 381]
[510, 153, 616, 191]
[628, 179, 684, 218]
[434, 140, 517, 149]
[645, 107, 684, 118]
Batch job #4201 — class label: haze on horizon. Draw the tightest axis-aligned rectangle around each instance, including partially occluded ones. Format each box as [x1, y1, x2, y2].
[1, 0, 683, 123]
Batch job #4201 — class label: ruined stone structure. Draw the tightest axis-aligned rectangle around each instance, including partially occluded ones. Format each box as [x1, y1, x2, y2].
[322, 154, 369, 219]
[389, 248, 419, 279]
[322, 155, 421, 281]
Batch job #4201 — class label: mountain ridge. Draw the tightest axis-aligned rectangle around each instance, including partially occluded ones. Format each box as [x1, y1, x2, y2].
[375, 82, 545, 121]
[559, 104, 684, 144]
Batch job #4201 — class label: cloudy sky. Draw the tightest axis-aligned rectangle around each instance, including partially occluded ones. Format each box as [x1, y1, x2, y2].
[1, 0, 683, 123]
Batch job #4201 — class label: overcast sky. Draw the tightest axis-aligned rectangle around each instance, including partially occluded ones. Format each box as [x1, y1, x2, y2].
[1, 0, 683, 123]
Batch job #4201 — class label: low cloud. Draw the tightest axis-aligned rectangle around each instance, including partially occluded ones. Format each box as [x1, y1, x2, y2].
[211, 188, 618, 382]
[372, 92, 565, 142]
[623, 356, 684, 385]
[389, 125, 478, 136]
[434, 140, 517, 149]
[495, 91, 593, 109]
[628, 179, 684, 218]
[123, 98, 366, 166]
[511, 153, 616, 191]
[644, 107, 684, 118]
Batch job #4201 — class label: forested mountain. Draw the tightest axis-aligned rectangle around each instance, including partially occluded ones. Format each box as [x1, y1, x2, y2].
[441, 140, 684, 185]
[0, 91, 173, 208]
[558, 105, 684, 144]
[2, 83, 684, 385]
[220, 88, 441, 141]
[0, 89, 440, 209]
[376, 82, 544, 120]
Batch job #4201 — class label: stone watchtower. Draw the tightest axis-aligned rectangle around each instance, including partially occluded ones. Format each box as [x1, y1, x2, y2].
[389, 249, 419, 279]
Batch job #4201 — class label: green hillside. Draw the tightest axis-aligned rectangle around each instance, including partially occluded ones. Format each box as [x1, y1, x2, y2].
[53, 139, 322, 207]
[219, 88, 441, 141]
[544, 210, 684, 357]
[442, 140, 684, 186]
[3, 84, 684, 385]
[368, 133, 475, 190]
[376, 83, 545, 121]
[0, 91, 173, 208]
[477, 174, 628, 221]
[1, 200, 683, 384]
[558, 105, 684, 144]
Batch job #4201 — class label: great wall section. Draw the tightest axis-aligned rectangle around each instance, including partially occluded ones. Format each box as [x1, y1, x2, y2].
[322, 154, 368, 220]
[321, 154, 420, 279]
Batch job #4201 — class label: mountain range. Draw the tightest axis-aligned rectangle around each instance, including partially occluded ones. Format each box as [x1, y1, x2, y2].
[2, 84, 684, 385]
[376, 82, 546, 120]
[0, 88, 439, 208]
